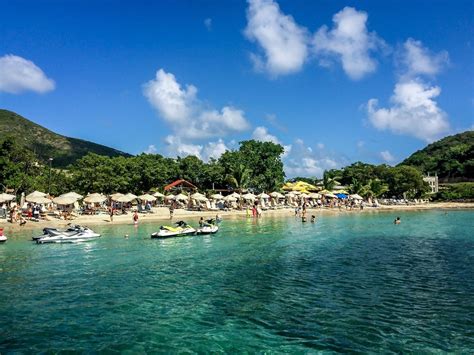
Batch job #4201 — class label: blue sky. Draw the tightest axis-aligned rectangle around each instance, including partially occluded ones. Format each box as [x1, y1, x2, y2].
[0, 0, 473, 177]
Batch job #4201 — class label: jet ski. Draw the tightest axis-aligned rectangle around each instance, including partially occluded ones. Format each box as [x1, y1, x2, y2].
[32, 224, 83, 241]
[196, 219, 219, 235]
[151, 221, 196, 239]
[35, 225, 101, 244]
[0, 229, 7, 243]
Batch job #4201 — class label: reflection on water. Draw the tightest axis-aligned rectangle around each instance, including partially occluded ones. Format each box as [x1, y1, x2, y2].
[0, 210, 473, 352]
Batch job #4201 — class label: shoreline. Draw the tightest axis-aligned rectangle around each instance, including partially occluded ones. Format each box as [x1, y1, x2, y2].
[1, 202, 473, 233]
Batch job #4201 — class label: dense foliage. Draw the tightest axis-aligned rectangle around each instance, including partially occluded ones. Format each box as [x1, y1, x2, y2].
[432, 183, 474, 201]
[324, 162, 430, 199]
[0, 138, 286, 195]
[401, 131, 474, 180]
[0, 109, 130, 167]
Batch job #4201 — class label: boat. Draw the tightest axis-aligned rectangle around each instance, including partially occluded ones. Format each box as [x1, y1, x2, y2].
[34, 225, 101, 244]
[196, 219, 219, 235]
[151, 221, 196, 239]
[0, 228, 7, 243]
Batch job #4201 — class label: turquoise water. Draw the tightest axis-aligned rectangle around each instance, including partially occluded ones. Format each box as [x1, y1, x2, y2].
[1, 210, 473, 353]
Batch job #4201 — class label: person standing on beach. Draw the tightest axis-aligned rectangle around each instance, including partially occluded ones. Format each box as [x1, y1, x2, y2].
[109, 206, 114, 222]
[169, 203, 174, 220]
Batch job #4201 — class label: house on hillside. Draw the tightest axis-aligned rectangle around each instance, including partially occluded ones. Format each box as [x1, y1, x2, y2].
[423, 173, 439, 193]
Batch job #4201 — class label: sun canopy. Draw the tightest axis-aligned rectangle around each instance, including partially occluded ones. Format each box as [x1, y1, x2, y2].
[26, 191, 47, 202]
[83, 193, 107, 204]
[191, 193, 208, 201]
[223, 195, 237, 202]
[60, 192, 83, 200]
[165, 194, 176, 200]
[282, 181, 320, 192]
[53, 195, 78, 205]
[309, 192, 321, 199]
[27, 196, 52, 204]
[211, 193, 224, 200]
[138, 194, 157, 202]
[175, 193, 189, 201]
[230, 192, 241, 198]
[335, 193, 348, 199]
[350, 194, 364, 200]
[0, 193, 16, 203]
[114, 193, 137, 203]
[242, 193, 256, 200]
[110, 193, 124, 201]
[270, 192, 284, 198]
[258, 192, 270, 199]
[153, 192, 165, 198]
[323, 192, 337, 198]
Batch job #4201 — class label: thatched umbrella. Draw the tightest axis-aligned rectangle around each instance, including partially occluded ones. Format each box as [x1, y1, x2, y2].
[153, 192, 165, 198]
[0, 193, 16, 203]
[175, 193, 189, 201]
[27, 196, 52, 204]
[84, 193, 107, 204]
[211, 193, 224, 200]
[60, 192, 83, 200]
[53, 195, 78, 205]
[242, 193, 256, 200]
[26, 191, 47, 202]
[138, 194, 157, 202]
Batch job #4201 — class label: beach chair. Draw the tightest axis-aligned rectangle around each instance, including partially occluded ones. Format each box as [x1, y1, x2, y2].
[205, 201, 219, 211]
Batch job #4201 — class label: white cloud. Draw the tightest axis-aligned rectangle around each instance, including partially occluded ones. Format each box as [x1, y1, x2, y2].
[367, 79, 450, 142]
[165, 135, 229, 162]
[252, 126, 280, 143]
[245, 0, 308, 76]
[204, 18, 212, 31]
[144, 144, 158, 154]
[283, 138, 344, 177]
[313, 7, 385, 80]
[317, 143, 325, 149]
[0, 54, 55, 94]
[400, 38, 449, 78]
[380, 150, 395, 163]
[144, 69, 250, 140]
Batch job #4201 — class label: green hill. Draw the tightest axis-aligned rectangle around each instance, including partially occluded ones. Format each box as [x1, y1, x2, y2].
[401, 131, 474, 181]
[0, 109, 131, 167]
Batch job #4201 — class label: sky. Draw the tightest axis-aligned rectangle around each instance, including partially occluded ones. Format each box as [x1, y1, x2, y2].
[0, 0, 473, 177]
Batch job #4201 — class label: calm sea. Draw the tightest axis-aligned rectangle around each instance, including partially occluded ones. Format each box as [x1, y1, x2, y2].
[1, 210, 473, 353]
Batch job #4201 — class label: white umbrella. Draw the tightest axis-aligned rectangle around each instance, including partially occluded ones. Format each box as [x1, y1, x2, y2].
[138, 194, 157, 202]
[115, 195, 136, 203]
[153, 192, 165, 198]
[309, 192, 321, 199]
[300, 193, 309, 198]
[165, 194, 176, 200]
[0, 193, 16, 203]
[270, 192, 284, 198]
[230, 192, 240, 198]
[191, 192, 205, 199]
[211, 193, 224, 200]
[60, 192, 83, 200]
[323, 192, 337, 198]
[175, 193, 189, 201]
[110, 193, 124, 201]
[26, 191, 47, 202]
[242, 193, 256, 200]
[350, 194, 363, 200]
[83, 193, 107, 204]
[223, 195, 237, 202]
[53, 195, 78, 205]
[258, 192, 270, 199]
[27, 196, 52, 204]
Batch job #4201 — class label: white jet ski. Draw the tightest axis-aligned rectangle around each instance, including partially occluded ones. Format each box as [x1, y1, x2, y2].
[196, 218, 219, 235]
[151, 221, 196, 239]
[0, 235, 7, 243]
[35, 225, 101, 244]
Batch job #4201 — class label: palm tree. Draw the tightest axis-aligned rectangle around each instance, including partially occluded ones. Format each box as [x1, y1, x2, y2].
[226, 164, 252, 193]
[322, 170, 340, 191]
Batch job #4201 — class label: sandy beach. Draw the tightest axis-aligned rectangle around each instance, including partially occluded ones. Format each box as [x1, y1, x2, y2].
[1, 202, 473, 233]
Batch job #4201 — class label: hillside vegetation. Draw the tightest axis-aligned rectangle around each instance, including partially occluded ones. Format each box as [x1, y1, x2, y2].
[0, 109, 130, 167]
[401, 131, 474, 181]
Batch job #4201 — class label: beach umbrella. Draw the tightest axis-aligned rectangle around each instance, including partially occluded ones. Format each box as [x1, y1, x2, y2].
[83, 193, 107, 204]
[165, 194, 176, 200]
[230, 192, 241, 198]
[350, 194, 363, 200]
[319, 190, 331, 195]
[223, 195, 237, 202]
[115, 195, 134, 203]
[60, 192, 83, 200]
[335, 193, 348, 199]
[27, 196, 52, 204]
[300, 193, 309, 198]
[138, 193, 157, 202]
[53, 195, 78, 205]
[0, 193, 16, 203]
[191, 192, 208, 201]
[309, 192, 321, 199]
[258, 192, 270, 199]
[175, 193, 189, 201]
[211, 193, 224, 200]
[26, 191, 47, 202]
[110, 193, 124, 201]
[242, 193, 256, 200]
[323, 192, 337, 198]
[153, 192, 165, 198]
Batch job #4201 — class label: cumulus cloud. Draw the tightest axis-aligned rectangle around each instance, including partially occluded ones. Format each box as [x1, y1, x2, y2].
[144, 144, 158, 154]
[164, 135, 229, 162]
[283, 138, 344, 177]
[245, 0, 308, 76]
[0, 54, 55, 94]
[313, 7, 385, 80]
[400, 38, 449, 78]
[144, 69, 250, 140]
[252, 126, 280, 143]
[380, 150, 395, 163]
[367, 80, 450, 142]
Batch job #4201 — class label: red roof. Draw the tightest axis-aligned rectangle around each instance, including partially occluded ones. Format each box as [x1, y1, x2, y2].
[164, 179, 198, 191]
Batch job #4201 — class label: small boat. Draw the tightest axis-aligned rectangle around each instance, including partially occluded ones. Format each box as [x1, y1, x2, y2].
[34, 225, 101, 244]
[0, 228, 7, 243]
[151, 221, 196, 239]
[196, 219, 219, 235]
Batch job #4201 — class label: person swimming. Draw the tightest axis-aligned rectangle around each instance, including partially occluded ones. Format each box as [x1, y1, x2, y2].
[302, 216, 307, 223]
[394, 217, 401, 224]
[311, 215, 316, 223]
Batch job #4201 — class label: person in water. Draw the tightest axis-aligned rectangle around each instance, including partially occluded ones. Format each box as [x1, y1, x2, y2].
[199, 217, 204, 227]
[302, 216, 307, 222]
[311, 215, 316, 223]
[133, 211, 139, 225]
[394, 217, 401, 224]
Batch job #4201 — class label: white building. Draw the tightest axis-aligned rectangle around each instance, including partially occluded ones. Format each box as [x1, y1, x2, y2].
[423, 174, 439, 193]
